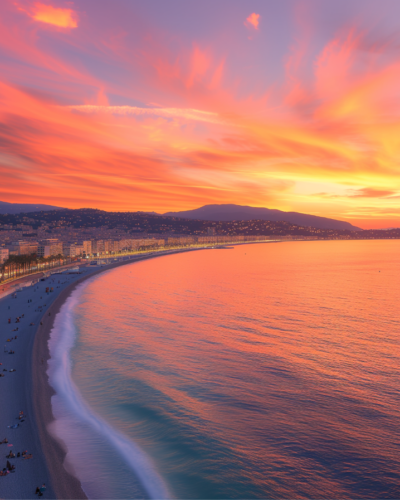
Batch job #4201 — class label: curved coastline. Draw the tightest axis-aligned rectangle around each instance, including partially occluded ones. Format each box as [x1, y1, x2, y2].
[31, 248, 204, 499]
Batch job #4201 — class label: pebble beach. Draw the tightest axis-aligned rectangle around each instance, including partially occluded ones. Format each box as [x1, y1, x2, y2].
[0, 249, 198, 499]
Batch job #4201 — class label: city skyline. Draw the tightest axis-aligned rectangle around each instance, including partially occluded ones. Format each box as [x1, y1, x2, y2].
[1, 0, 400, 228]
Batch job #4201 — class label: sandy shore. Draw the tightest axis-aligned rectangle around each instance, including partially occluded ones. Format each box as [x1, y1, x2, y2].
[0, 249, 201, 499]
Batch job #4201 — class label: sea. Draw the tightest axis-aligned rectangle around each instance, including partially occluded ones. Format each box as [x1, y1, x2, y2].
[47, 240, 400, 499]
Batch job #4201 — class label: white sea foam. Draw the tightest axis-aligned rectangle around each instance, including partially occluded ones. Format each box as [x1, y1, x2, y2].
[47, 282, 171, 500]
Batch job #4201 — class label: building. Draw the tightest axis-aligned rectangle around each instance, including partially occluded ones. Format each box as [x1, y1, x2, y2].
[63, 244, 77, 257]
[173, 236, 196, 245]
[41, 238, 60, 245]
[63, 243, 84, 257]
[75, 244, 84, 256]
[8, 240, 38, 255]
[82, 240, 92, 256]
[118, 239, 136, 252]
[37, 245, 51, 258]
[0, 248, 9, 264]
[38, 240, 63, 257]
[207, 227, 216, 236]
[92, 239, 105, 255]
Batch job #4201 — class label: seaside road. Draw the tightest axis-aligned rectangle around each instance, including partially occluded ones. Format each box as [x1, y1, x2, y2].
[0, 266, 102, 499]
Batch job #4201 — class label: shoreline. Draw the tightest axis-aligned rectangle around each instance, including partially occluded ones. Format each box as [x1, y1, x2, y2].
[31, 247, 208, 499]
[0, 242, 276, 499]
[0, 239, 311, 499]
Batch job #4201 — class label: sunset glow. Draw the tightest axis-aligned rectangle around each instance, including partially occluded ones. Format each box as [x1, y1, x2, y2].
[1, 0, 400, 227]
[32, 3, 78, 28]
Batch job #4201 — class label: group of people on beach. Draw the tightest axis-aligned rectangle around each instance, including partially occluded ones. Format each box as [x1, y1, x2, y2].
[35, 483, 47, 496]
[1, 415, 33, 478]
[1, 283, 49, 494]
[2, 335, 18, 374]
[0, 273, 85, 496]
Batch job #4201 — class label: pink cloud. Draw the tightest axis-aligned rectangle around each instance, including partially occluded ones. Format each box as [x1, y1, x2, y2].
[245, 13, 260, 30]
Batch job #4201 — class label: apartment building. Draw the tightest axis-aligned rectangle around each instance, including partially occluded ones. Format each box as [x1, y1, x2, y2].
[82, 240, 92, 256]
[37, 245, 51, 258]
[0, 248, 9, 264]
[8, 240, 38, 255]
[63, 244, 77, 257]
[38, 239, 63, 257]
[167, 237, 195, 245]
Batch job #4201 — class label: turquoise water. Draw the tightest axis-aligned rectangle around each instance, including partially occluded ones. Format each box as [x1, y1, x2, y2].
[48, 241, 400, 499]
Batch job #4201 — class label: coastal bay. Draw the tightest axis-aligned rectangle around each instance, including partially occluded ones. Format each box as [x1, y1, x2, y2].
[0, 249, 204, 499]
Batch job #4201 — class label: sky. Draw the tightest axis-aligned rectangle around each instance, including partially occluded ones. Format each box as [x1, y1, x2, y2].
[1, 0, 400, 228]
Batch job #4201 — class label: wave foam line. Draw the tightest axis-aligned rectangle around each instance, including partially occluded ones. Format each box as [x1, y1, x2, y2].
[47, 283, 171, 500]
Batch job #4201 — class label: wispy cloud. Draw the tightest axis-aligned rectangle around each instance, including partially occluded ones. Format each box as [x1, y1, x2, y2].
[347, 187, 397, 198]
[1, 2, 400, 226]
[65, 105, 223, 124]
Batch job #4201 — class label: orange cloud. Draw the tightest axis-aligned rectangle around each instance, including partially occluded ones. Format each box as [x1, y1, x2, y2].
[1, 2, 400, 228]
[245, 13, 260, 30]
[32, 3, 78, 28]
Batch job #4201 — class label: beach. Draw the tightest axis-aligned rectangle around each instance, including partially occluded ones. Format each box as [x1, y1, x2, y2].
[0, 249, 199, 499]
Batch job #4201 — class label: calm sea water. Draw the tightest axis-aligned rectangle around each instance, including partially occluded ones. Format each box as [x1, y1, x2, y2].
[47, 241, 400, 499]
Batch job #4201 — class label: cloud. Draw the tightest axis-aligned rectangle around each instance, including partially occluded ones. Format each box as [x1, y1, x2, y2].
[31, 3, 78, 28]
[2, 3, 400, 227]
[311, 188, 398, 199]
[347, 187, 396, 198]
[65, 105, 223, 124]
[245, 13, 260, 30]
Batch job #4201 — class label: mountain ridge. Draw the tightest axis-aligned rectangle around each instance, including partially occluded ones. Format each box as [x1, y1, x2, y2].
[0, 201, 361, 231]
[0, 201, 64, 214]
[164, 204, 361, 231]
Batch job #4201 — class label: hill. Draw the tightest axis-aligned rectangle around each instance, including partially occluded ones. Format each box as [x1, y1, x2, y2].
[164, 204, 361, 231]
[2, 208, 400, 240]
[0, 201, 64, 214]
